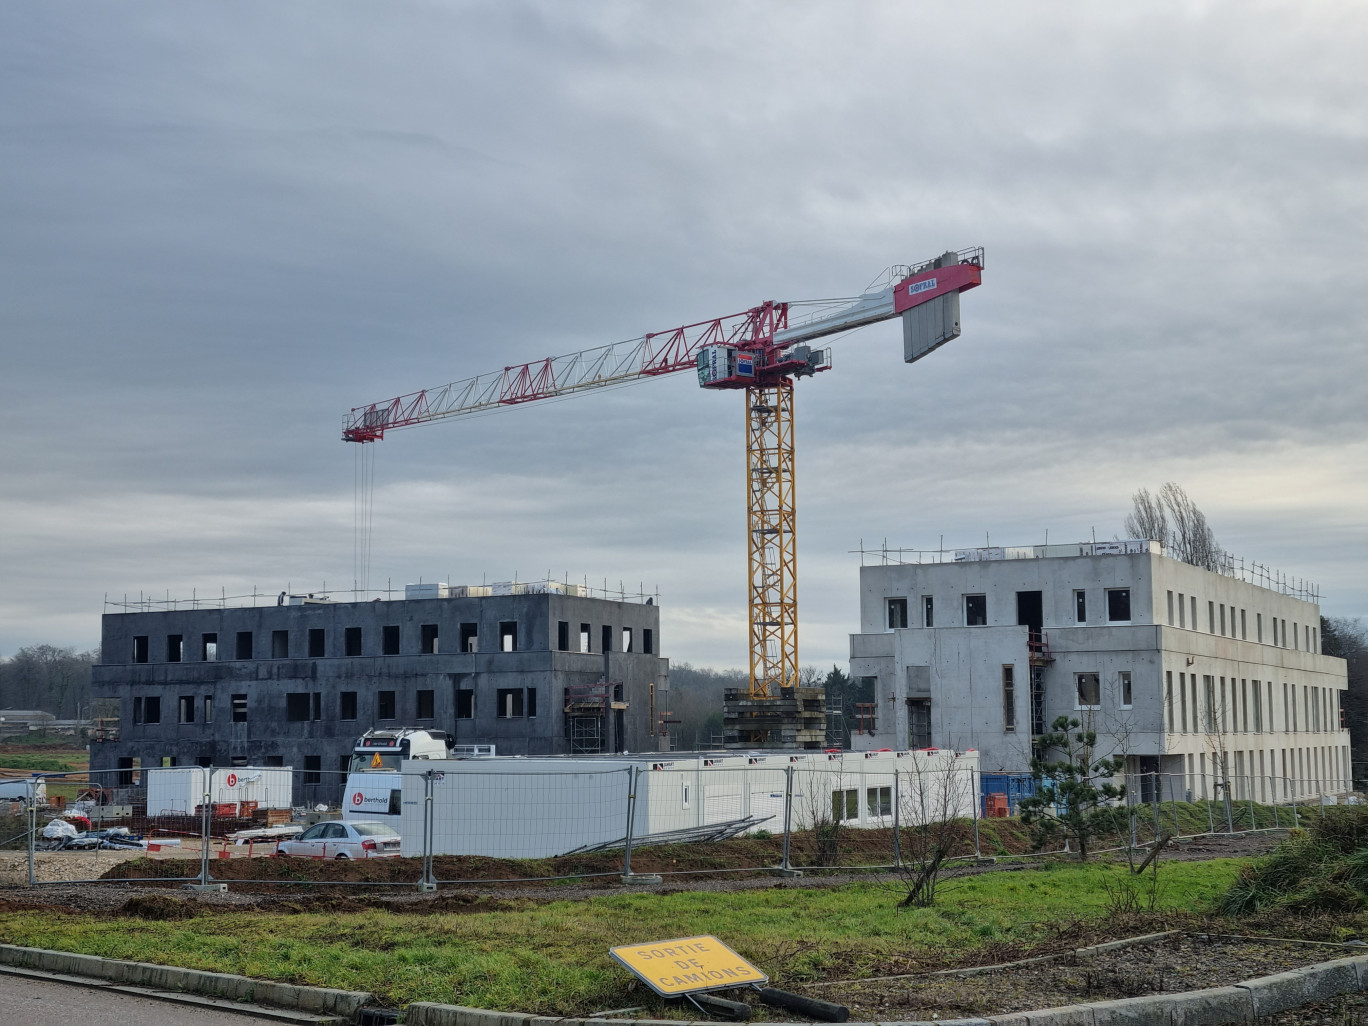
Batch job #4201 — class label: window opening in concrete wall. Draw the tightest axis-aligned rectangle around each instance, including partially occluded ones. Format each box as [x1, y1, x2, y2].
[1076, 672, 1100, 709]
[272, 630, 289, 659]
[133, 635, 149, 663]
[287, 693, 311, 721]
[456, 690, 474, 719]
[867, 786, 892, 817]
[143, 696, 161, 723]
[500, 621, 518, 652]
[496, 688, 524, 718]
[887, 598, 908, 629]
[1167, 591, 1174, 625]
[909, 698, 932, 748]
[308, 628, 325, 658]
[201, 633, 217, 661]
[1256, 613, 1263, 643]
[382, 625, 400, 655]
[622, 627, 633, 652]
[345, 627, 363, 656]
[526, 687, 537, 718]
[232, 693, 248, 722]
[1240, 609, 1247, 640]
[579, 623, 590, 653]
[557, 621, 569, 651]
[832, 788, 858, 822]
[643, 628, 654, 655]
[1272, 617, 1279, 646]
[1204, 676, 1216, 731]
[460, 622, 478, 653]
[304, 755, 321, 785]
[340, 691, 357, 719]
[1165, 671, 1174, 731]
[203, 696, 212, 723]
[231, 756, 248, 767]
[417, 689, 435, 719]
[1293, 622, 1299, 650]
[236, 631, 253, 660]
[1280, 618, 1287, 647]
[312, 692, 321, 720]
[197, 756, 213, 768]
[378, 691, 396, 719]
[1190, 596, 1197, 630]
[1074, 590, 1087, 623]
[1219, 605, 1226, 636]
[1220, 677, 1228, 732]
[923, 595, 934, 627]
[337, 756, 350, 774]
[1178, 593, 1185, 628]
[167, 634, 183, 662]
[1241, 680, 1249, 732]
[264, 755, 284, 767]
[964, 594, 987, 626]
[1208, 602, 1216, 634]
[601, 624, 613, 651]
[1002, 665, 1015, 732]
[421, 623, 439, 654]
[1106, 589, 1131, 622]
[178, 696, 194, 724]
[1120, 670, 1133, 708]
[1179, 672, 1188, 732]
[1016, 591, 1043, 643]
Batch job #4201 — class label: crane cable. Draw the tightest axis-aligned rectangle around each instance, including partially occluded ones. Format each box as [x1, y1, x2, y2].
[353, 441, 376, 598]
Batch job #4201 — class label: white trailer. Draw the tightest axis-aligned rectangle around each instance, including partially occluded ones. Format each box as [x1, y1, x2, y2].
[145, 766, 293, 815]
[402, 749, 979, 858]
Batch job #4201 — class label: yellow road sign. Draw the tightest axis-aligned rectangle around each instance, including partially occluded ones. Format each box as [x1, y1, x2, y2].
[610, 935, 768, 997]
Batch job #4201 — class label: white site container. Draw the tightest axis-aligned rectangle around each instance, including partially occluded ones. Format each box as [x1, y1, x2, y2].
[146, 766, 294, 815]
[404, 749, 979, 859]
[405, 582, 450, 599]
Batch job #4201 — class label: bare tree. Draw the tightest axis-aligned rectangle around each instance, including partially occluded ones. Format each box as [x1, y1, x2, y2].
[1124, 482, 1226, 572]
[896, 752, 973, 907]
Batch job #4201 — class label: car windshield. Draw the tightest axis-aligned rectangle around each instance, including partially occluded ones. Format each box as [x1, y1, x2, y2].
[349, 752, 402, 773]
[351, 822, 398, 837]
[298, 824, 328, 840]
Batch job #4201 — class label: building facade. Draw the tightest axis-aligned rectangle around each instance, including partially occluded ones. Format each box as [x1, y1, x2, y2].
[90, 585, 670, 805]
[848, 541, 1353, 801]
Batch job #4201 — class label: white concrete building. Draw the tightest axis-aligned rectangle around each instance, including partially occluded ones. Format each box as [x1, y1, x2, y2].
[848, 541, 1353, 802]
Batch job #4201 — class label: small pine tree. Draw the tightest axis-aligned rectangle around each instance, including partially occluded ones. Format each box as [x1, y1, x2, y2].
[1019, 715, 1127, 859]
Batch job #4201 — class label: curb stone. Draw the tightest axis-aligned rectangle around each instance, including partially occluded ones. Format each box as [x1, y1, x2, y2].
[405, 953, 1367, 1026]
[0, 943, 372, 1018]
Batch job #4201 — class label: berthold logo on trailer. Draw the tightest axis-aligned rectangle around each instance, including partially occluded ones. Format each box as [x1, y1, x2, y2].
[908, 277, 938, 297]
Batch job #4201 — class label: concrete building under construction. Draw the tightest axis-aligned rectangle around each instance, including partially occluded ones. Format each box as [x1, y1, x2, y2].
[89, 581, 670, 805]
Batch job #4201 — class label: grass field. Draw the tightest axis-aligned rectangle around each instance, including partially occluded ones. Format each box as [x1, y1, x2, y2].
[0, 858, 1245, 1013]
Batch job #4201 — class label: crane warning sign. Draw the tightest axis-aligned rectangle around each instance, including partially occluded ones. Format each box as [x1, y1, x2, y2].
[609, 935, 767, 996]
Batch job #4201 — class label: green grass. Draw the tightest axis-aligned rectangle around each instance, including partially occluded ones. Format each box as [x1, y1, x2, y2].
[0, 859, 1244, 1013]
[0, 756, 75, 772]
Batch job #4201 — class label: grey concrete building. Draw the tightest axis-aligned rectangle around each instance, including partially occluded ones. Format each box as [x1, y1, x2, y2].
[849, 541, 1352, 801]
[90, 584, 670, 805]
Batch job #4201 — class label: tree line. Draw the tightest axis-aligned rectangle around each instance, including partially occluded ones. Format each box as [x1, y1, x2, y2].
[0, 645, 98, 719]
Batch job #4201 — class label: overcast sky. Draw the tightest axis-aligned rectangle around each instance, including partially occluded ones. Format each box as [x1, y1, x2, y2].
[2, 2, 1365, 670]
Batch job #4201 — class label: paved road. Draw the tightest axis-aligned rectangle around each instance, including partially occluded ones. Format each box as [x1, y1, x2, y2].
[0, 972, 290, 1024]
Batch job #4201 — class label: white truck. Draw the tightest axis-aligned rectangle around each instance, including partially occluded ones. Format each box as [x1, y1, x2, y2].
[341, 728, 493, 829]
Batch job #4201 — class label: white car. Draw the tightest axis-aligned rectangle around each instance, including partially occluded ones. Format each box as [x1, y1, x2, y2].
[277, 820, 401, 859]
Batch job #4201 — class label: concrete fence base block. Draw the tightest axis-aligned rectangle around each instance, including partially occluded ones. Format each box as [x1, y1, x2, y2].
[1169, 985, 1254, 1026]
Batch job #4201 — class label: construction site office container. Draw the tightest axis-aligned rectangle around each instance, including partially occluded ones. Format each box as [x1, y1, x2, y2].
[145, 766, 293, 816]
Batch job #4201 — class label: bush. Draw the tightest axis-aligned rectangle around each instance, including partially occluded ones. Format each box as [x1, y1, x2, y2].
[1219, 806, 1368, 915]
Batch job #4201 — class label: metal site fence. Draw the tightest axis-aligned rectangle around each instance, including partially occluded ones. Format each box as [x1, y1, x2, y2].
[3, 761, 1361, 890]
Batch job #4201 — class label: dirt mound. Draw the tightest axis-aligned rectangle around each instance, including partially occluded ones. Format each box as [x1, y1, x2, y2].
[118, 893, 199, 919]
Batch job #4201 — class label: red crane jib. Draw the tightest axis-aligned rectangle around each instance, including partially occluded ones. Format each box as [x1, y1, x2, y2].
[341, 254, 981, 442]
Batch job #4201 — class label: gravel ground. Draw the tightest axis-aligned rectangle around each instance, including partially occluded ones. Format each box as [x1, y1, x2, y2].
[817, 935, 1366, 1020]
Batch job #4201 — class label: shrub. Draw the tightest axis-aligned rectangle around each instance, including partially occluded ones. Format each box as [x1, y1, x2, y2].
[1219, 805, 1368, 915]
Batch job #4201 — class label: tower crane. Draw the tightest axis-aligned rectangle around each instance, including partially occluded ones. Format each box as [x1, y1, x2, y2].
[343, 247, 983, 745]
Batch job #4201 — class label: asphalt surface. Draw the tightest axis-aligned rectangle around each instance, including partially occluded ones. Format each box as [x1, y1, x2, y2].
[0, 972, 288, 1024]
